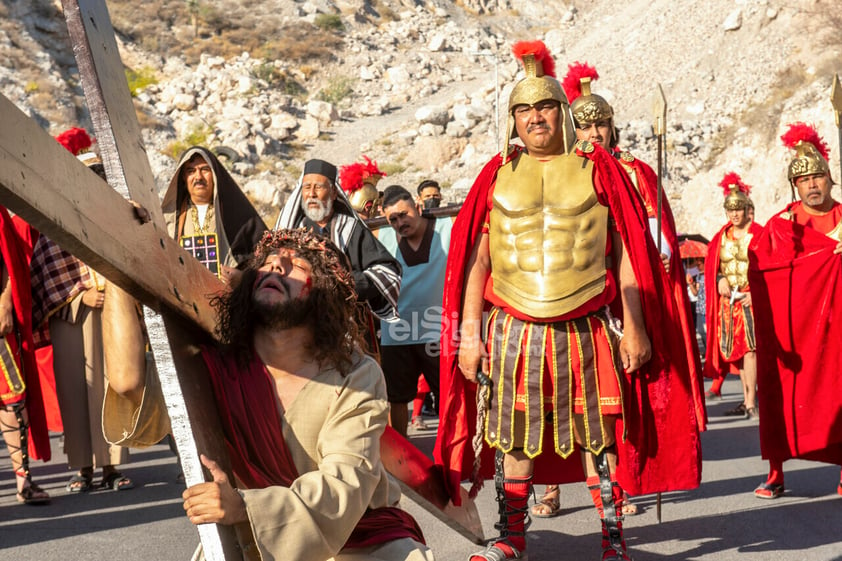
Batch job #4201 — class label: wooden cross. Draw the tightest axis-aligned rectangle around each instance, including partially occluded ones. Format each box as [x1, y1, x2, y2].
[0, 1, 482, 557]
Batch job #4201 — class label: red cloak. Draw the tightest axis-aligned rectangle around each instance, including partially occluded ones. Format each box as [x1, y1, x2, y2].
[703, 221, 764, 378]
[434, 144, 704, 504]
[0, 207, 50, 461]
[10, 218, 64, 432]
[748, 207, 842, 465]
[620, 153, 706, 432]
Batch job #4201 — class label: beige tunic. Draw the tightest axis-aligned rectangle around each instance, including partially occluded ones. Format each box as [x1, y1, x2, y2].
[103, 353, 432, 561]
[51, 289, 127, 468]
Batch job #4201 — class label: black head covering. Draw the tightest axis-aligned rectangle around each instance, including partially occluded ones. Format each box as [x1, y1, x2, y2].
[303, 159, 338, 184]
[162, 146, 267, 266]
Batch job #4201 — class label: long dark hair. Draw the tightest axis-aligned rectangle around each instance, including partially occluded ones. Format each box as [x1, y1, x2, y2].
[212, 229, 365, 374]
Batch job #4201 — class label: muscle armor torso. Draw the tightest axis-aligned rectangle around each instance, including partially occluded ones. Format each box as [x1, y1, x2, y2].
[489, 151, 607, 319]
[719, 229, 752, 290]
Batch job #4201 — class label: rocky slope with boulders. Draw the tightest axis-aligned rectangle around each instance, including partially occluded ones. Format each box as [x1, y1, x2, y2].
[2, 0, 841, 237]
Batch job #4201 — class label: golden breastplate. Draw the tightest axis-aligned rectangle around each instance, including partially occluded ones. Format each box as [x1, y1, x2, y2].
[489, 152, 607, 318]
[719, 231, 752, 290]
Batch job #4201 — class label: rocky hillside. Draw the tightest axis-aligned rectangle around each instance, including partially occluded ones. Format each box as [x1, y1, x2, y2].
[2, 0, 841, 237]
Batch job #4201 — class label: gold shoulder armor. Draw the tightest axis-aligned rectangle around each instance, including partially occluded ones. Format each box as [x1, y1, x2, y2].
[619, 151, 635, 163]
[576, 140, 595, 154]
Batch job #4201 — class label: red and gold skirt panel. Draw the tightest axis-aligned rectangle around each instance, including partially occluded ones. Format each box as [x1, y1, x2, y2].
[717, 296, 755, 364]
[484, 307, 624, 460]
[0, 333, 26, 405]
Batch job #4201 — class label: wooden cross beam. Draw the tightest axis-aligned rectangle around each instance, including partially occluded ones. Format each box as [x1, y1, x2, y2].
[2, 1, 241, 558]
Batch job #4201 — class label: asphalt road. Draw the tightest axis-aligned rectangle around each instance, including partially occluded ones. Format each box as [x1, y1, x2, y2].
[1, 377, 840, 561]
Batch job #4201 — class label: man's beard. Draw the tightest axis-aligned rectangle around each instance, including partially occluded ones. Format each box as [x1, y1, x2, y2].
[302, 196, 333, 223]
[252, 291, 315, 331]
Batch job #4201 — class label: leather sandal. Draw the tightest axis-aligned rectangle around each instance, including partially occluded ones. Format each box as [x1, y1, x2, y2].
[101, 471, 134, 491]
[620, 491, 639, 516]
[16, 470, 50, 505]
[723, 403, 747, 417]
[754, 481, 784, 499]
[530, 484, 561, 518]
[66, 471, 93, 493]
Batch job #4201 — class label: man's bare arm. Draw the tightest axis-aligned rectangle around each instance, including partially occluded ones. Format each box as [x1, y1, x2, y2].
[613, 232, 652, 372]
[458, 232, 490, 383]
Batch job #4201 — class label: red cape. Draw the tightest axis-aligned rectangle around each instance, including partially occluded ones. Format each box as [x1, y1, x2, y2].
[748, 210, 842, 465]
[434, 145, 703, 504]
[703, 221, 764, 378]
[622, 155, 705, 431]
[11, 218, 64, 433]
[1, 208, 50, 460]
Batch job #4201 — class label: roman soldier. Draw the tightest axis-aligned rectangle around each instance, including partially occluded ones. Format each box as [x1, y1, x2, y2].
[703, 173, 762, 419]
[339, 156, 386, 220]
[748, 122, 842, 499]
[435, 40, 702, 561]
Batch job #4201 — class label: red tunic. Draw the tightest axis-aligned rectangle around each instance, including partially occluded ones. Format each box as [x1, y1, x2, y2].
[435, 144, 704, 503]
[748, 201, 842, 465]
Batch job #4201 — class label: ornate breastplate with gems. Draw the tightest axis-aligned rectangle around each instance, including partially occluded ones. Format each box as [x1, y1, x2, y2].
[719, 230, 752, 290]
[488, 146, 607, 319]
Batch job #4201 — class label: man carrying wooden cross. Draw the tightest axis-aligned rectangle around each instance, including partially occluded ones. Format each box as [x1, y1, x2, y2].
[102, 228, 434, 561]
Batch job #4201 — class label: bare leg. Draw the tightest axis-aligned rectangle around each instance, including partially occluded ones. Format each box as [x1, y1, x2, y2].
[742, 351, 758, 413]
[1, 404, 50, 503]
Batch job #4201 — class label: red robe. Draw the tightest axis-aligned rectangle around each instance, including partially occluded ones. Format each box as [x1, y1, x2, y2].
[748, 202, 842, 465]
[434, 144, 704, 504]
[0, 207, 50, 461]
[703, 221, 764, 378]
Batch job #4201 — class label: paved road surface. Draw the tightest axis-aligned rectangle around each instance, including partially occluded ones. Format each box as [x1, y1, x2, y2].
[1, 377, 840, 560]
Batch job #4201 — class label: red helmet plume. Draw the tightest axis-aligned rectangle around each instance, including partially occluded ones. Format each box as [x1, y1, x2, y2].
[781, 122, 829, 161]
[511, 40, 556, 78]
[54, 127, 93, 156]
[718, 171, 752, 198]
[562, 62, 599, 105]
[339, 156, 385, 194]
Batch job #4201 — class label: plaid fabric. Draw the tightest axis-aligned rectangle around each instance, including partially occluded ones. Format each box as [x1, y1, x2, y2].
[29, 235, 89, 328]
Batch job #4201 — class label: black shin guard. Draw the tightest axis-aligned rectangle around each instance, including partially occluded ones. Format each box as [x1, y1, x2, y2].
[595, 449, 627, 560]
[492, 449, 532, 544]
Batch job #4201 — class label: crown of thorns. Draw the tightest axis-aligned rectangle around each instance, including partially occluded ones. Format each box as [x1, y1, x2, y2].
[254, 229, 355, 299]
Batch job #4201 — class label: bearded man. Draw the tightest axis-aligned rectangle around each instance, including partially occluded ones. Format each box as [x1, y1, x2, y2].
[275, 159, 401, 322]
[161, 147, 267, 282]
[435, 40, 701, 561]
[748, 123, 842, 499]
[103, 229, 433, 561]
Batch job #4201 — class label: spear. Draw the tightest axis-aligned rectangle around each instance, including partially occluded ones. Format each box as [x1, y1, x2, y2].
[650, 83, 667, 524]
[831, 74, 842, 184]
[651, 83, 667, 255]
